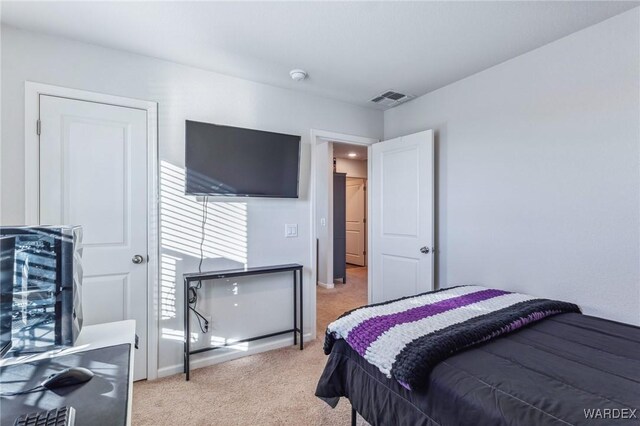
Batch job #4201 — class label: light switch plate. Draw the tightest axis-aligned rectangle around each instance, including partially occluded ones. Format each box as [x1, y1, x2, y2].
[285, 224, 298, 238]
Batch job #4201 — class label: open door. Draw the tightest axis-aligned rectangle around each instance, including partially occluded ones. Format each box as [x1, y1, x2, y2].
[370, 130, 434, 303]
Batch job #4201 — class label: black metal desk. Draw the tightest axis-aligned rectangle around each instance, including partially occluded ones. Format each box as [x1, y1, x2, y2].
[183, 263, 304, 381]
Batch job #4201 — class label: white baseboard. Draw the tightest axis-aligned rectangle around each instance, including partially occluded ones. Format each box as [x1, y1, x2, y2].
[157, 333, 313, 379]
[317, 281, 334, 289]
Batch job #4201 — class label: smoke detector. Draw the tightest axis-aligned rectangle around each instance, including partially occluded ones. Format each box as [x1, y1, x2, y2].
[370, 90, 414, 109]
[290, 69, 308, 81]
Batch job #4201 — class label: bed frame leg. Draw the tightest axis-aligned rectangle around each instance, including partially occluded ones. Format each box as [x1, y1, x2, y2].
[351, 406, 357, 426]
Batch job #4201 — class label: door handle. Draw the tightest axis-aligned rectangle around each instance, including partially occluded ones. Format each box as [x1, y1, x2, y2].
[132, 254, 145, 264]
[420, 246, 430, 254]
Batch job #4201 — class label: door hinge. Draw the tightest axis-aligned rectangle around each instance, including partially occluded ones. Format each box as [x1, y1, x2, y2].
[363, 218, 366, 224]
[36, 119, 41, 136]
[363, 251, 366, 255]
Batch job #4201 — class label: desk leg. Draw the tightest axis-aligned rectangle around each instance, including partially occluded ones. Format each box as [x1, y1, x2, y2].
[293, 271, 298, 346]
[300, 269, 304, 350]
[184, 278, 190, 381]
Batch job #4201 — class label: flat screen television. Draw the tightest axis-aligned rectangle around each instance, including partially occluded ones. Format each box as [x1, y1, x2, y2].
[185, 120, 301, 198]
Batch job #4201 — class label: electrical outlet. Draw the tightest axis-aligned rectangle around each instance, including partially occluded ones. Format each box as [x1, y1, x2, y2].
[204, 316, 211, 333]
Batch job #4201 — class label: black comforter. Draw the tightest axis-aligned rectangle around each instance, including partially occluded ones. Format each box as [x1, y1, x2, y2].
[316, 313, 640, 425]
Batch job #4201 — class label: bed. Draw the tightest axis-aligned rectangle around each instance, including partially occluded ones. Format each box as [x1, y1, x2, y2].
[316, 303, 640, 425]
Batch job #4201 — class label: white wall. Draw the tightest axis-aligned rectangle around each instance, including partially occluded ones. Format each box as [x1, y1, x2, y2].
[315, 141, 333, 286]
[1, 25, 383, 375]
[385, 9, 640, 325]
[336, 157, 367, 179]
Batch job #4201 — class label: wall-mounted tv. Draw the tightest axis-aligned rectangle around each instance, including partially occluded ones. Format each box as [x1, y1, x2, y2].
[185, 120, 301, 198]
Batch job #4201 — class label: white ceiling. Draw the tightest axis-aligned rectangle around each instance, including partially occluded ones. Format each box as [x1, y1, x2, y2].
[333, 143, 368, 160]
[2, 1, 638, 109]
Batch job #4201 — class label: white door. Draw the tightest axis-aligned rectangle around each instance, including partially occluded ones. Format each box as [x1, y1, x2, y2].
[345, 178, 366, 266]
[370, 130, 434, 303]
[39, 95, 148, 380]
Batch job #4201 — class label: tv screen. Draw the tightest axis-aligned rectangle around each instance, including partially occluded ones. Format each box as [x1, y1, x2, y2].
[185, 120, 301, 197]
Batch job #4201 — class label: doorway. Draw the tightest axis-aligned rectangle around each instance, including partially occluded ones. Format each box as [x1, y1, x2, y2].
[311, 129, 434, 338]
[334, 142, 368, 274]
[316, 140, 371, 334]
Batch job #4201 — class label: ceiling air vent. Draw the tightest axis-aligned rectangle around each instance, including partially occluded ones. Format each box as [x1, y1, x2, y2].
[370, 90, 414, 109]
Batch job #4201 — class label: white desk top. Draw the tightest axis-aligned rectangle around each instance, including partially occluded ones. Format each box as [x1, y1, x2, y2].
[0, 320, 136, 367]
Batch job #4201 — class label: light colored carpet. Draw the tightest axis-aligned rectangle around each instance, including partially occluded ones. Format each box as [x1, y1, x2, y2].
[132, 267, 369, 425]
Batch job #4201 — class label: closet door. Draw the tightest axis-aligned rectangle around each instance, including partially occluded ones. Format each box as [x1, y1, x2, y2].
[39, 95, 149, 380]
[345, 178, 366, 267]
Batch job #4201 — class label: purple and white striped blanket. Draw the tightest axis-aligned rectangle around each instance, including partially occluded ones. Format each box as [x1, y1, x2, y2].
[323, 285, 580, 391]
